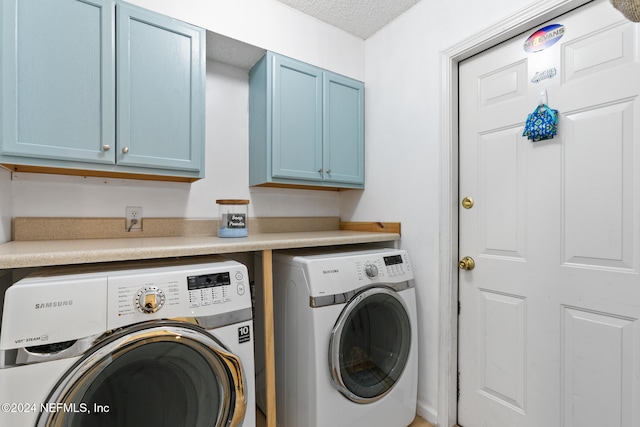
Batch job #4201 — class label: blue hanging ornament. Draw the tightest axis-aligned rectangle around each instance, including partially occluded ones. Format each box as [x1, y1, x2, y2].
[522, 104, 559, 142]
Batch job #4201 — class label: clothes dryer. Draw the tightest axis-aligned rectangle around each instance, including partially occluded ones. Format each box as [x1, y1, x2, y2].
[0, 257, 255, 427]
[255, 246, 418, 427]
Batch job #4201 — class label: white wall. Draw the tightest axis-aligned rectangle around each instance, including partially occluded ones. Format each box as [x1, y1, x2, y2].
[340, 0, 534, 422]
[127, 0, 365, 81]
[11, 59, 341, 220]
[0, 168, 11, 243]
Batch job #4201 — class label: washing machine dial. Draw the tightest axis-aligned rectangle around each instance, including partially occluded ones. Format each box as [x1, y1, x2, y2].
[135, 286, 165, 314]
[364, 262, 379, 278]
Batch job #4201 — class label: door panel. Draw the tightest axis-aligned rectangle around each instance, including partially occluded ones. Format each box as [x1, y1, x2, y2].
[563, 101, 636, 270]
[323, 72, 365, 184]
[116, 3, 204, 172]
[478, 59, 528, 108]
[561, 307, 635, 427]
[478, 128, 527, 260]
[477, 290, 526, 412]
[458, 1, 640, 426]
[563, 22, 636, 84]
[271, 55, 323, 181]
[1, 0, 115, 164]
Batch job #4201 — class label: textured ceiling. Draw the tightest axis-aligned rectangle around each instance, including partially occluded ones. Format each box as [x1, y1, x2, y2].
[207, 0, 423, 69]
[277, 0, 422, 39]
[206, 32, 266, 70]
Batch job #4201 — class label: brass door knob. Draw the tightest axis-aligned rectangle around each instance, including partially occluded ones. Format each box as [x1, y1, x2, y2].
[459, 256, 475, 270]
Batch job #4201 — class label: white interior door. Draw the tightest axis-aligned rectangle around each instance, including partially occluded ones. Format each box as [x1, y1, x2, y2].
[458, 1, 640, 426]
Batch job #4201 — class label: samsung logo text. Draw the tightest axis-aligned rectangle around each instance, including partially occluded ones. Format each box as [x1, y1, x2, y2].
[35, 300, 73, 310]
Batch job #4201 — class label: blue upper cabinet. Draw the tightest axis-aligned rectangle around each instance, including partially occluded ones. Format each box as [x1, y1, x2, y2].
[0, 0, 115, 165]
[323, 72, 365, 186]
[249, 52, 365, 190]
[116, 3, 204, 174]
[272, 55, 323, 182]
[0, 0, 204, 181]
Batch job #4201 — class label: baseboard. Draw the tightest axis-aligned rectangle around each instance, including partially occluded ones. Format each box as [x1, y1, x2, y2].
[416, 400, 438, 426]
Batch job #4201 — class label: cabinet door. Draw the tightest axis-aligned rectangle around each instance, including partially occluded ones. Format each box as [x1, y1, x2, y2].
[116, 2, 204, 173]
[0, 0, 115, 164]
[272, 55, 323, 181]
[323, 72, 365, 185]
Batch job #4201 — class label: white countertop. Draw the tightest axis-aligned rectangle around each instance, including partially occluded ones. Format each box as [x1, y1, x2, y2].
[0, 230, 400, 269]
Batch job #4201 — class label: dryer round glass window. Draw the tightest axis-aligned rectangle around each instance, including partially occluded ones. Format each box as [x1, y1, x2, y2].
[329, 287, 411, 403]
[36, 322, 246, 427]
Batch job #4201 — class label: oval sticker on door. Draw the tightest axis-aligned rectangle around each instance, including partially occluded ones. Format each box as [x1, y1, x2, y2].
[524, 24, 565, 52]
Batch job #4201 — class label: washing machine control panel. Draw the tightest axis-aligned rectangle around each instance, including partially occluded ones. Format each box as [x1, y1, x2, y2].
[107, 262, 250, 329]
[135, 286, 166, 313]
[364, 263, 379, 278]
[187, 271, 241, 308]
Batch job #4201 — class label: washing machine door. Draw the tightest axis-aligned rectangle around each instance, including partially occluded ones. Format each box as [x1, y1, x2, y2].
[328, 286, 411, 404]
[36, 320, 246, 427]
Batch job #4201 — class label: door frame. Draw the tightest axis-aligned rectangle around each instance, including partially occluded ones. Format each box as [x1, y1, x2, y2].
[437, 1, 592, 425]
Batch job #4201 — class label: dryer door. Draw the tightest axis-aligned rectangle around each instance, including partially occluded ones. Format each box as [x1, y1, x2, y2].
[328, 286, 411, 403]
[36, 321, 246, 427]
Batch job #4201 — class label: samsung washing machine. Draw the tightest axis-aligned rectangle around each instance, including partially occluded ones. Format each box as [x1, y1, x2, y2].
[0, 256, 255, 427]
[255, 246, 418, 427]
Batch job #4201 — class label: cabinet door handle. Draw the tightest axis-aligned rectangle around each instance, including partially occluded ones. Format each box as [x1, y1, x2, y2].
[326, 169, 332, 174]
[318, 168, 323, 173]
[102, 145, 111, 151]
[122, 147, 129, 154]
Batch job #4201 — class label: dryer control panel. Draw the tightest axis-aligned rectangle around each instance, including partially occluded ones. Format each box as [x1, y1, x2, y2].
[355, 252, 412, 282]
[299, 248, 413, 297]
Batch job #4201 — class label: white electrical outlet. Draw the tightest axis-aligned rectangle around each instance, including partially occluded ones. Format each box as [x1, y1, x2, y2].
[125, 206, 143, 232]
